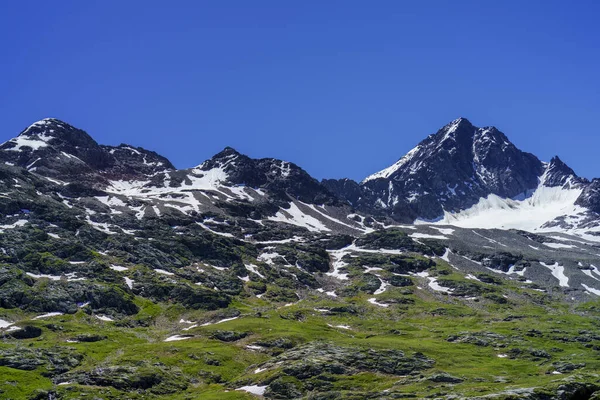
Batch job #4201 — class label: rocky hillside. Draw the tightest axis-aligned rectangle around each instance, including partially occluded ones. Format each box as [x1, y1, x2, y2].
[1, 118, 600, 399]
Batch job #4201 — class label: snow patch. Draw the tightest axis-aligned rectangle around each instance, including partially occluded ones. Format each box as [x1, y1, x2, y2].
[236, 385, 267, 396]
[164, 335, 193, 342]
[268, 202, 330, 232]
[540, 262, 569, 287]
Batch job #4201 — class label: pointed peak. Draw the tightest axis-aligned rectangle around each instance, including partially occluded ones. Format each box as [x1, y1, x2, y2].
[213, 146, 242, 160]
[19, 118, 72, 136]
[542, 155, 579, 187]
[443, 117, 475, 131]
[547, 155, 573, 172]
[438, 117, 476, 137]
[451, 117, 473, 126]
[195, 147, 243, 171]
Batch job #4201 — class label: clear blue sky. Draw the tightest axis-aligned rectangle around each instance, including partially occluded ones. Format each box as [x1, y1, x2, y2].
[1, 1, 599, 181]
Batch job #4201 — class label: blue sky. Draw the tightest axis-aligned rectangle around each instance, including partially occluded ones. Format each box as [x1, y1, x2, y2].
[1, 1, 599, 181]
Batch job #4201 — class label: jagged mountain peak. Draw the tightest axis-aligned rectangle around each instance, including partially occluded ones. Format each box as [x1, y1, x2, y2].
[1, 118, 96, 154]
[196, 146, 243, 172]
[541, 155, 581, 188]
[0, 118, 175, 182]
[16, 118, 99, 148]
[192, 147, 339, 205]
[362, 118, 521, 184]
[212, 146, 241, 159]
[350, 118, 547, 220]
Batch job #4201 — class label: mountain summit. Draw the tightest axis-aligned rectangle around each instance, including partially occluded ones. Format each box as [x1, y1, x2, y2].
[1, 116, 598, 232]
[324, 118, 584, 223]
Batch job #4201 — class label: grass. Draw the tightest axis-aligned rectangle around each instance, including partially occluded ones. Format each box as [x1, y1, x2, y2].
[1, 263, 600, 399]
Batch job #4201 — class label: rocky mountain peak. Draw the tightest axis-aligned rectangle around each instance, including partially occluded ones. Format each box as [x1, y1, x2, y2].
[16, 118, 100, 150]
[541, 156, 581, 188]
[336, 118, 547, 221]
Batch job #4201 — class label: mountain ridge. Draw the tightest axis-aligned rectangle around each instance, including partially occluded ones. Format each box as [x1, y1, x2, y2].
[2, 116, 600, 235]
[2, 117, 600, 399]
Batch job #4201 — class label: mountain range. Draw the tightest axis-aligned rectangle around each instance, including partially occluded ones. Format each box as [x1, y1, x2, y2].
[1, 117, 600, 399]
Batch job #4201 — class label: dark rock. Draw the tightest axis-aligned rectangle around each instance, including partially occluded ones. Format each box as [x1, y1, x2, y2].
[0, 346, 82, 375]
[72, 334, 107, 342]
[6, 326, 42, 339]
[210, 330, 249, 342]
[427, 372, 464, 384]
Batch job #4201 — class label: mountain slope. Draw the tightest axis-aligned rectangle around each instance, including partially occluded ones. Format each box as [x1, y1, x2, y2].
[2, 118, 600, 399]
[325, 118, 600, 237]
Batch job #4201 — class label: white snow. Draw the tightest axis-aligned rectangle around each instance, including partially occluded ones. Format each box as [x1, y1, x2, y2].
[245, 263, 265, 279]
[471, 231, 508, 247]
[267, 202, 330, 232]
[431, 227, 455, 235]
[200, 316, 239, 326]
[164, 335, 193, 342]
[540, 262, 569, 287]
[154, 269, 175, 276]
[95, 196, 127, 208]
[410, 232, 448, 240]
[26, 272, 62, 281]
[4, 136, 49, 151]
[373, 278, 389, 295]
[543, 242, 576, 250]
[581, 265, 600, 281]
[440, 248, 452, 263]
[0, 219, 28, 232]
[368, 298, 389, 307]
[95, 315, 114, 322]
[124, 277, 134, 289]
[0, 318, 13, 328]
[582, 283, 600, 296]
[236, 385, 267, 396]
[362, 145, 422, 183]
[364, 266, 384, 273]
[33, 312, 63, 320]
[197, 222, 235, 237]
[326, 248, 350, 280]
[427, 277, 454, 293]
[429, 181, 584, 232]
[110, 265, 128, 272]
[182, 324, 198, 331]
[327, 324, 351, 330]
[301, 201, 370, 232]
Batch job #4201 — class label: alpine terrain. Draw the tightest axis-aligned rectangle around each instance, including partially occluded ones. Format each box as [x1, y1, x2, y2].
[1, 117, 600, 399]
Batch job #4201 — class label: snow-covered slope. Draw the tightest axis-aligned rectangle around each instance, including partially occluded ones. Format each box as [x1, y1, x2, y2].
[427, 159, 590, 233]
[326, 118, 600, 236]
[4, 117, 600, 239]
[430, 186, 585, 231]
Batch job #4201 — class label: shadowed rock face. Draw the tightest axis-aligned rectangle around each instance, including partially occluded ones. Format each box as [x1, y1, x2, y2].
[198, 146, 339, 205]
[324, 118, 569, 221]
[0, 118, 174, 185]
[2, 117, 597, 225]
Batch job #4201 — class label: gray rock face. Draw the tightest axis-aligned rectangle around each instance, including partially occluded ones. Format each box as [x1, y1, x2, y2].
[0, 346, 82, 374]
[198, 146, 339, 205]
[322, 118, 600, 228]
[326, 118, 560, 221]
[0, 118, 174, 186]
